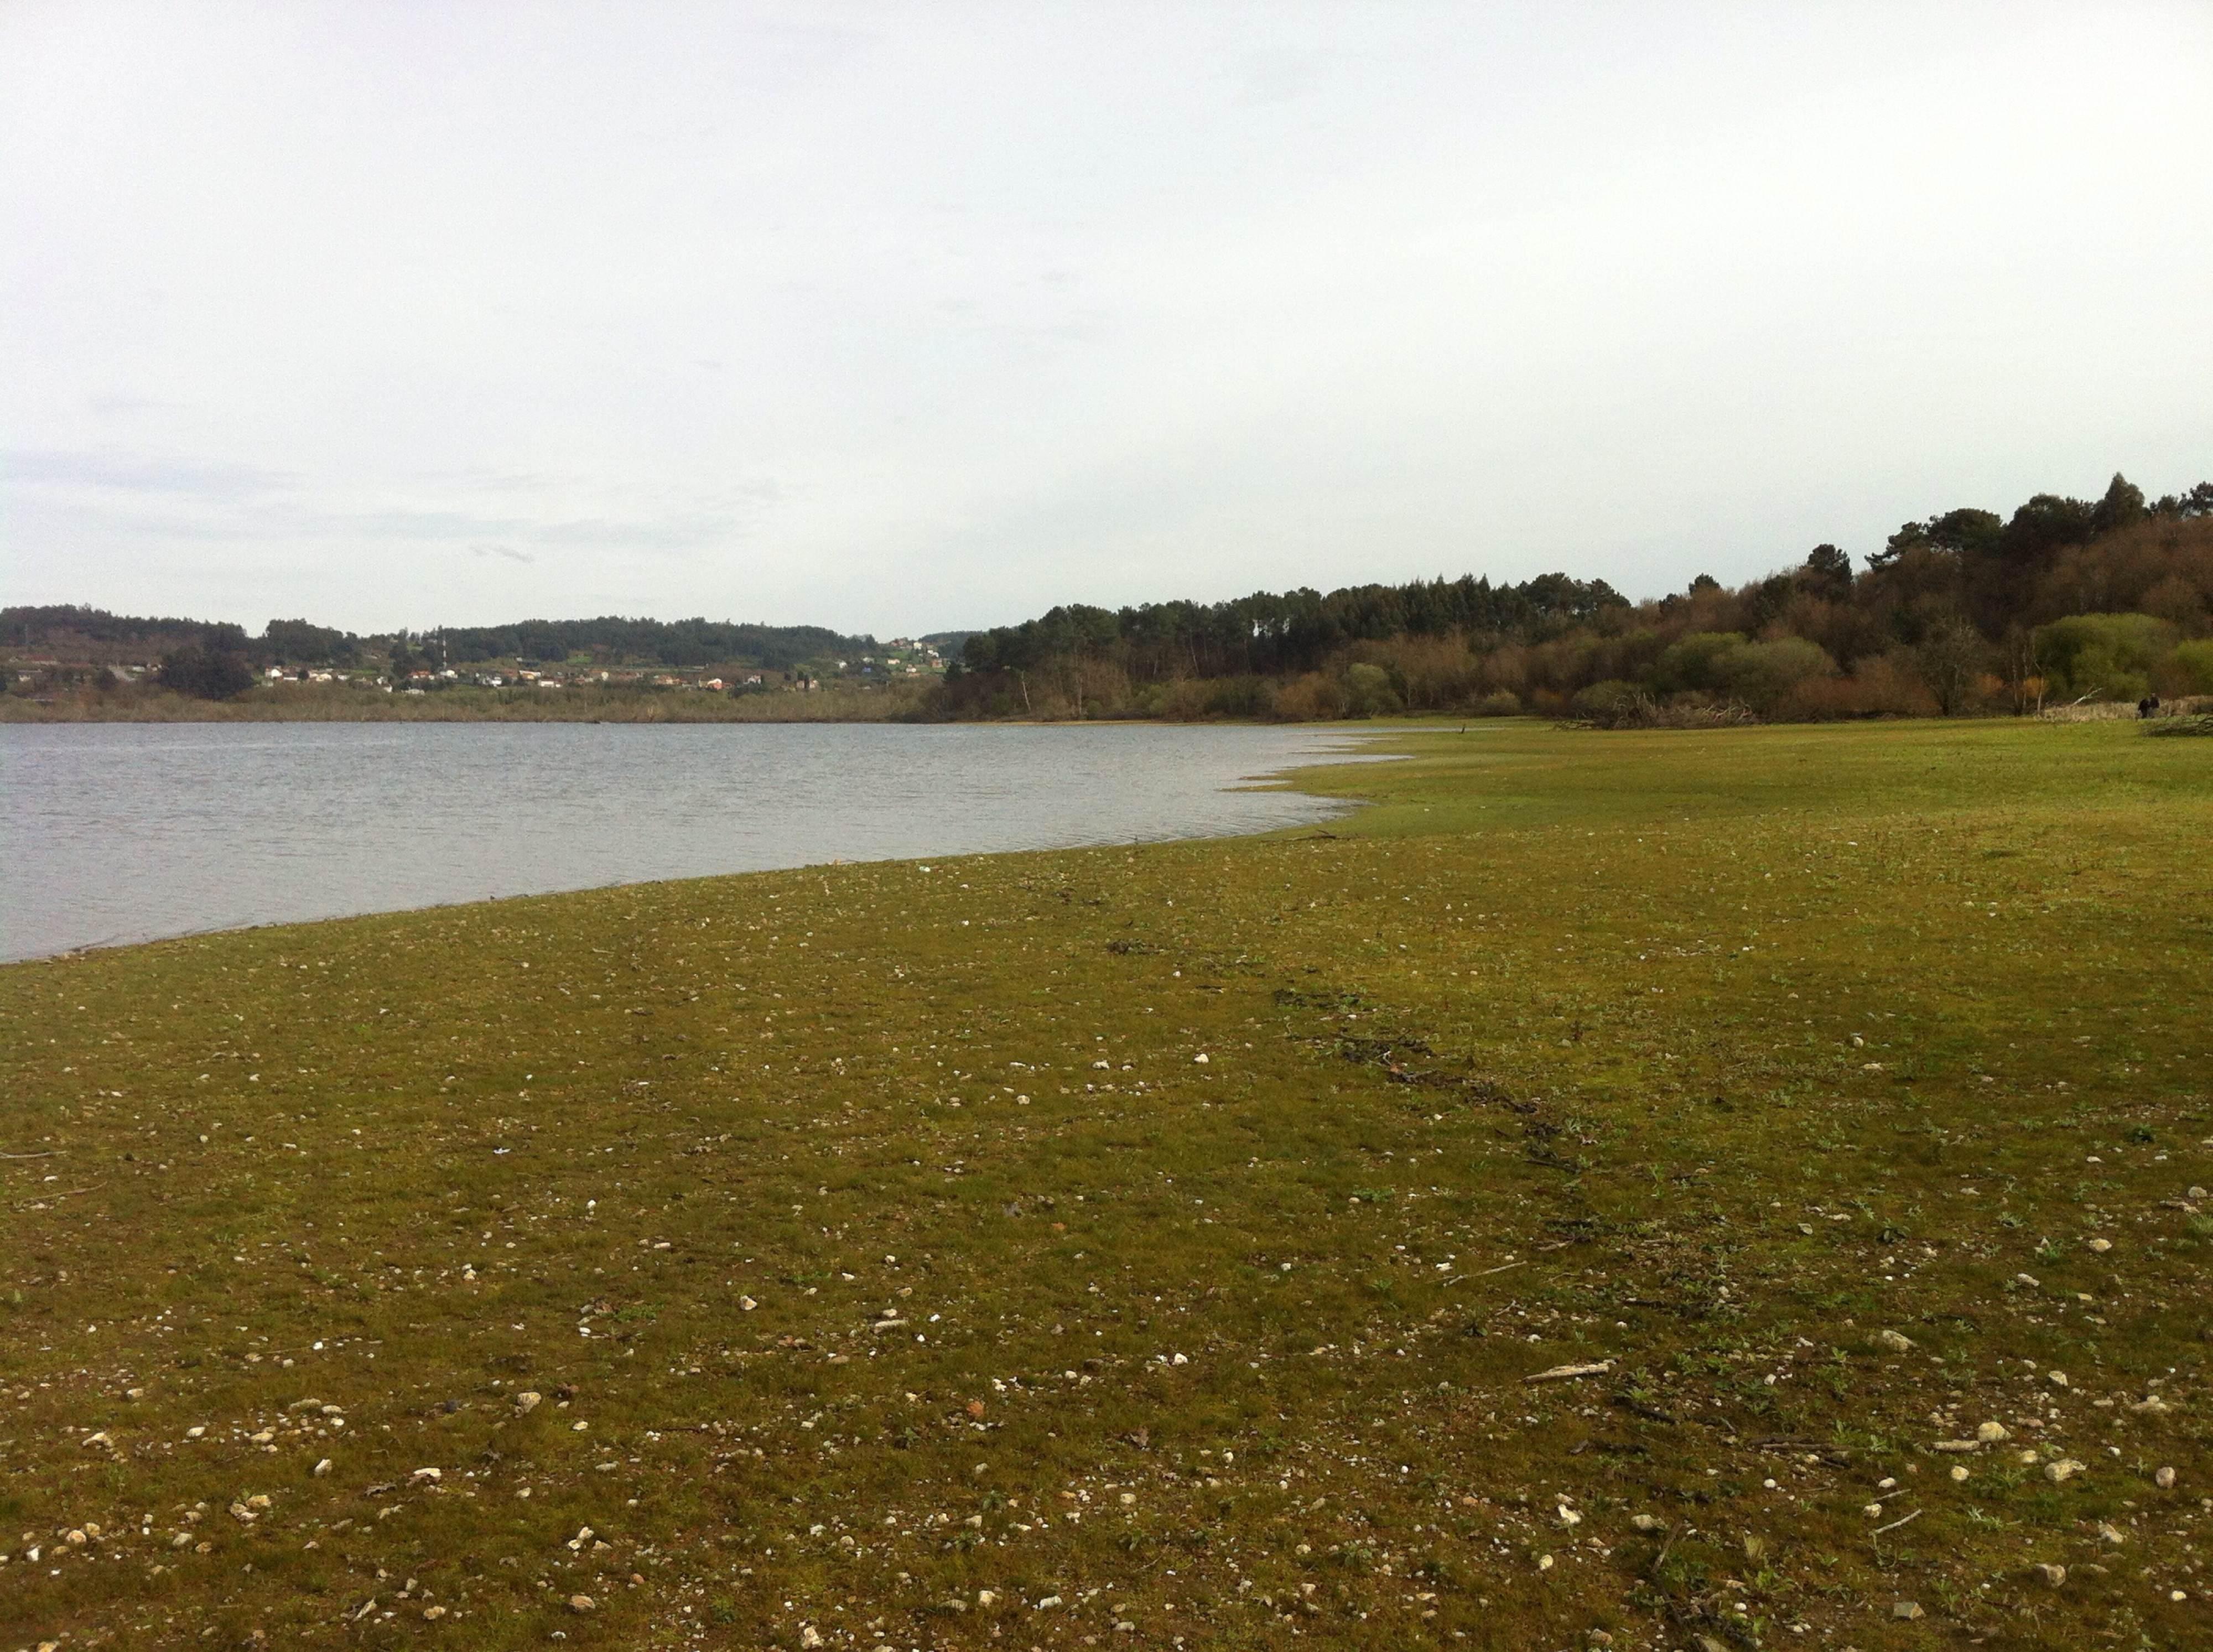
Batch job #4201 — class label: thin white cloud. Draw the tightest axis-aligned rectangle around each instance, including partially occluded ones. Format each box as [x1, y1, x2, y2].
[3, 446, 295, 497]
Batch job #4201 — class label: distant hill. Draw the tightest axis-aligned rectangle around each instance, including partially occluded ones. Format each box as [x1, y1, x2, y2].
[1, 604, 250, 662]
[1, 606, 875, 672]
[435, 616, 875, 671]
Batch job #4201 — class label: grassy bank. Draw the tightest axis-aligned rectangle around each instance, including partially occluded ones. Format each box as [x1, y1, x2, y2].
[2, 719, 2207, 1650]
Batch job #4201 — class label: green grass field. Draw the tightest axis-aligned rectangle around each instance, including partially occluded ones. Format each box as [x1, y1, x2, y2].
[2, 718, 2208, 1651]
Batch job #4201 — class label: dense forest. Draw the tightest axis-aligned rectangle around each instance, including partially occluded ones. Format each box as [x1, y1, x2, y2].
[937, 474, 2213, 723]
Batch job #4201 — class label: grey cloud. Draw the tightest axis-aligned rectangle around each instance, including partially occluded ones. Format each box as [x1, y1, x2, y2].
[7, 477, 746, 564]
[402, 467, 562, 495]
[3, 447, 295, 498]
[86, 393, 180, 418]
[4, 4, 2209, 636]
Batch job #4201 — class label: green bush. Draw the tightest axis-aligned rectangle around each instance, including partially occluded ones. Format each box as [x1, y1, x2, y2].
[1713, 637, 1838, 713]
[1473, 689, 1524, 717]
[1571, 679, 1642, 719]
[1655, 631, 1748, 695]
[2035, 613, 2175, 703]
[1204, 676, 1275, 719]
[2158, 638, 2213, 696]
[1341, 662, 1402, 717]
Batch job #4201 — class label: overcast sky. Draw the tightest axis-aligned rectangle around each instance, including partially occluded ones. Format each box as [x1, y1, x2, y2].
[6, 2, 2210, 640]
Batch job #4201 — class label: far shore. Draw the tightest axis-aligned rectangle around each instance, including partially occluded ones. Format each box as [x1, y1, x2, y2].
[0, 683, 931, 724]
[0, 685, 1412, 730]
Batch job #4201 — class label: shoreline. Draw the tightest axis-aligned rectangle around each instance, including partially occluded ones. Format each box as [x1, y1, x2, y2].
[0, 687, 1436, 730]
[0, 713, 2133, 967]
[1, 723, 1395, 967]
[0, 688, 926, 724]
[3, 717, 2204, 1649]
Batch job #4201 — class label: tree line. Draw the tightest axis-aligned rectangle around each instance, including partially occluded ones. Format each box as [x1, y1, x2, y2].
[13, 472, 2209, 715]
[2, 604, 253, 658]
[3, 606, 879, 700]
[932, 474, 2213, 723]
[432, 616, 871, 671]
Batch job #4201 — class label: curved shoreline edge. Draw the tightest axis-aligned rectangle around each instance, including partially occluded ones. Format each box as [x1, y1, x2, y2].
[1, 724, 1411, 967]
[0, 717, 2206, 1647]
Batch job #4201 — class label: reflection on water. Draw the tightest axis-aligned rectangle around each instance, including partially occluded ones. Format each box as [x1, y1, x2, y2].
[0, 721, 1370, 961]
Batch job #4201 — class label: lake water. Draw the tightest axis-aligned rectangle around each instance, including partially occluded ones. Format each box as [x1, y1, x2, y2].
[0, 721, 1373, 962]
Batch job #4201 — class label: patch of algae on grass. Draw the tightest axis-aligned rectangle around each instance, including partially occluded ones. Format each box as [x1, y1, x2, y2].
[1, 716, 2207, 1650]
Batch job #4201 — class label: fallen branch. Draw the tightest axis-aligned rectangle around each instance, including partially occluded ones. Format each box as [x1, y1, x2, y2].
[1, 1150, 63, 1160]
[1445, 1258, 1531, 1284]
[1871, 1508, 1922, 1537]
[1523, 1359, 1614, 1385]
[13, 1182, 102, 1208]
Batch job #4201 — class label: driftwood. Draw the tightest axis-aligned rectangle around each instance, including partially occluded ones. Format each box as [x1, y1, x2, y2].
[1523, 1359, 1614, 1385]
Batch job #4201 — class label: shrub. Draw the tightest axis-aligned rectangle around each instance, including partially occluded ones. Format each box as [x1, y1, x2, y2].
[1655, 631, 1749, 694]
[1713, 637, 1838, 714]
[1341, 662, 1402, 717]
[1571, 679, 1642, 720]
[2157, 638, 2213, 696]
[1774, 651, 1937, 719]
[1472, 689, 1524, 717]
[1269, 673, 1347, 721]
[2035, 613, 2176, 703]
[1347, 636, 1482, 711]
[1139, 676, 1274, 720]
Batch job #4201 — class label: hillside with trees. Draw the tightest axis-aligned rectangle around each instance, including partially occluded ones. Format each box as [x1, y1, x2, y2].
[433, 616, 872, 671]
[2, 609, 892, 711]
[0, 604, 252, 663]
[936, 474, 2213, 723]
[11, 474, 2209, 723]
[1, 607, 874, 674]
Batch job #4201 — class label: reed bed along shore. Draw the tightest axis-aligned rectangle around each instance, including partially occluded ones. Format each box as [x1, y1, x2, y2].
[1, 684, 931, 724]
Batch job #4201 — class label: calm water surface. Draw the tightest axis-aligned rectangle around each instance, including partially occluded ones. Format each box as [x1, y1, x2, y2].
[0, 722, 1372, 962]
